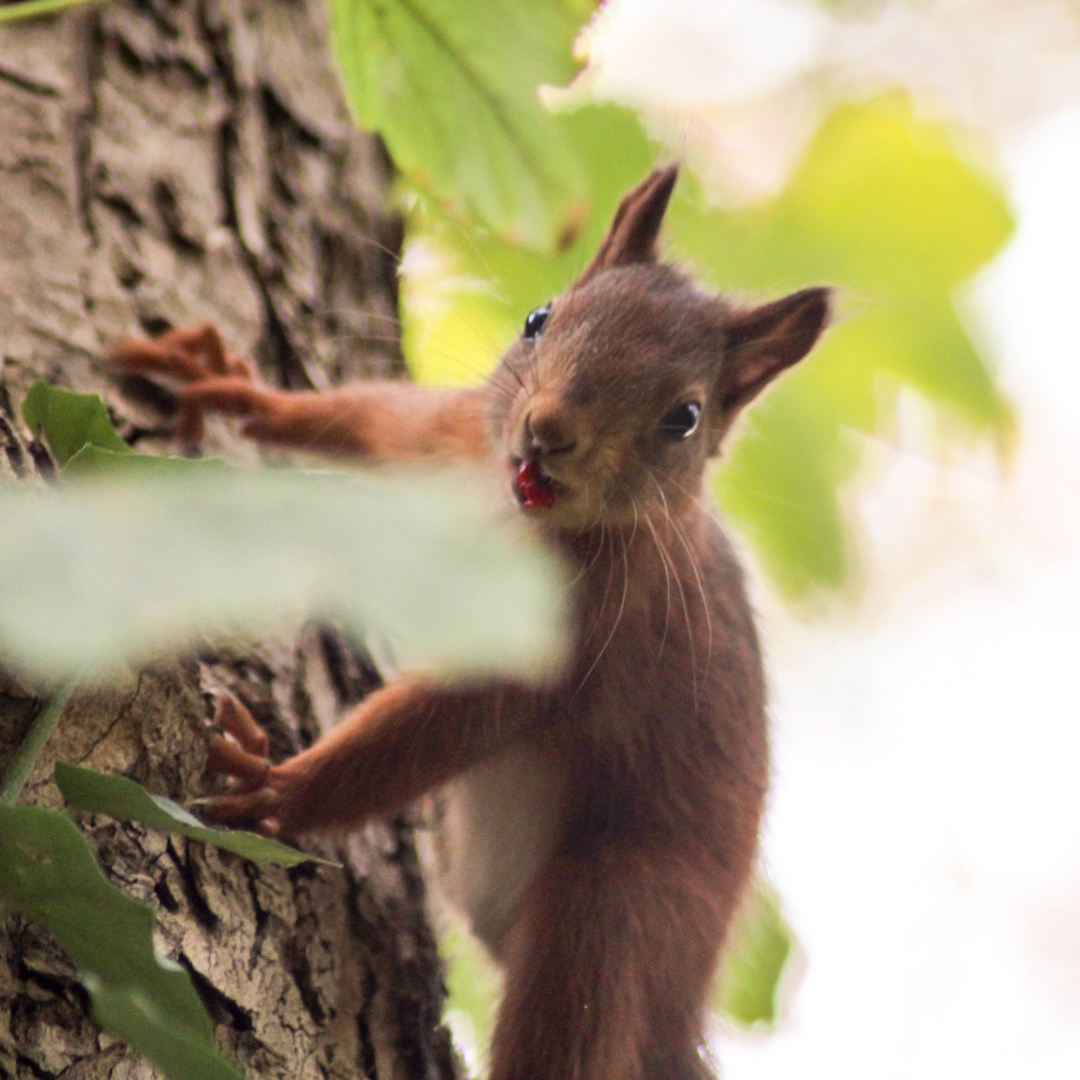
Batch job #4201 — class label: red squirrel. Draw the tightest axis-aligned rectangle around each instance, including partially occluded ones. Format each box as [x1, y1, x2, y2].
[111, 167, 829, 1080]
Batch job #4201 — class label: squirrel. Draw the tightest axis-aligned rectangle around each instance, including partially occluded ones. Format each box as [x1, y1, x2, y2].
[110, 166, 829, 1080]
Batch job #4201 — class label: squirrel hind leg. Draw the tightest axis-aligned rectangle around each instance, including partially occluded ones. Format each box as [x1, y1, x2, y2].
[489, 844, 726, 1080]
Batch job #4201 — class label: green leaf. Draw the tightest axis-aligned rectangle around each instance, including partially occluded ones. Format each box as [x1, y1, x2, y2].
[21, 381, 131, 467]
[0, 467, 566, 679]
[664, 93, 1015, 599]
[19, 382, 229, 481]
[0, 0, 105, 24]
[0, 681, 77, 805]
[715, 375, 855, 595]
[64, 444, 229, 478]
[403, 101, 658, 385]
[330, 0, 590, 251]
[714, 878, 795, 1027]
[55, 762, 334, 868]
[84, 975, 241, 1080]
[0, 804, 241, 1080]
[441, 922, 501, 1070]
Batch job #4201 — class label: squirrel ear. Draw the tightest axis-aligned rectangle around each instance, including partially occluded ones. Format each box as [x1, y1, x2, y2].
[578, 166, 679, 283]
[719, 287, 831, 414]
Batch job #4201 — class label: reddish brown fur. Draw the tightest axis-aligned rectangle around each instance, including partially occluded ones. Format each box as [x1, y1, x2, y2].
[112, 166, 829, 1080]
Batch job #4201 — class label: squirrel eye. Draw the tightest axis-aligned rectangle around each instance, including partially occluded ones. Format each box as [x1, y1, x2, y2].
[523, 303, 551, 340]
[659, 401, 702, 441]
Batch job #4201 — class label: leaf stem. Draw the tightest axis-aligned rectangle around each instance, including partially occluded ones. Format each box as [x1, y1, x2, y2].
[0, 0, 108, 25]
[0, 678, 78, 804]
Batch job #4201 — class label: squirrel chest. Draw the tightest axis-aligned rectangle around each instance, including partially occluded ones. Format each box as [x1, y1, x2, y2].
[434, 508, 768, 957]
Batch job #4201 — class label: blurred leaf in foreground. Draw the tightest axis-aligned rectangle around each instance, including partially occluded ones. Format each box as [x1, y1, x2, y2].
[331, 0, 591, 252]
[667, 93, 1015, 598]
[0, 804, 241, 1080]
[0, 468, 566, 680]
[714, 878, 796, 1028]
[55, 761, 333, 868]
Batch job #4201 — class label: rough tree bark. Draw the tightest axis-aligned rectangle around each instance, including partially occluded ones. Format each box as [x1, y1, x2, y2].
[0, 1, 459, 1078]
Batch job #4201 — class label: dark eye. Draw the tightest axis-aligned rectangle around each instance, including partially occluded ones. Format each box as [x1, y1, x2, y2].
[659, 401, 702, 441]
[523, 303, 551, 339]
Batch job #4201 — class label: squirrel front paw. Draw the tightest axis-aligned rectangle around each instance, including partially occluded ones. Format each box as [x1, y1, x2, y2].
[201, 692, 289, 836]
[109, 322, 271, 445]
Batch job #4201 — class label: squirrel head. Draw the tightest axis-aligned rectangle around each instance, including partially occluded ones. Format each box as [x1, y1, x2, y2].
[488, 166, 830, 530]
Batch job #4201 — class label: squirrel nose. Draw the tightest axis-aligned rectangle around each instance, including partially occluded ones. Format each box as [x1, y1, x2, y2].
[525, 409, 577, 457]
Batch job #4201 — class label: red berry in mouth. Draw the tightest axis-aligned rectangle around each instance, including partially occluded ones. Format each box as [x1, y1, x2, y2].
[514, 459, 558, 509]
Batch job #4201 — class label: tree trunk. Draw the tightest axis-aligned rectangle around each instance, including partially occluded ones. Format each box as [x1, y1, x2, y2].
[0, 2, 459, 1078]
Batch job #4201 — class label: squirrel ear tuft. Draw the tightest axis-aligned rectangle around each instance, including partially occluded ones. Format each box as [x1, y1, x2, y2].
[578, 166, 679, 284]
[719, 287, 831, 415]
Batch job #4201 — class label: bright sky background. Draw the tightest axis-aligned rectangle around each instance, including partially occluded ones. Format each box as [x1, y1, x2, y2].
[585, 2, 1080, 1075]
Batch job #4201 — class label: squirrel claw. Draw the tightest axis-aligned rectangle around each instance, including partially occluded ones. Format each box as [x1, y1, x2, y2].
[108, 322, 262, 446]
[202, 693, 278, 825]
[109, 322, 254, 382]
[214, 692, 270, 757]
[206, 733, 271, 791]
[199, 786, 282, 831]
